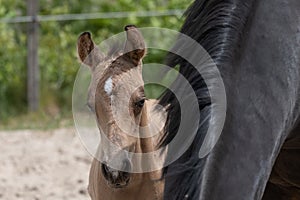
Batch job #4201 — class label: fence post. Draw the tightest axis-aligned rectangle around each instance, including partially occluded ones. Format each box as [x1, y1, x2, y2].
[27, 0, 39, 111]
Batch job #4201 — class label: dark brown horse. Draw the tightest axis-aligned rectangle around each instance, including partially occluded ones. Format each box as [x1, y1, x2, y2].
[161, 0, 300, 199]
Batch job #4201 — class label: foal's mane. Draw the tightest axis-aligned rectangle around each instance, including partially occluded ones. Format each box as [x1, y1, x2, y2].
[159, 0, 255, 198]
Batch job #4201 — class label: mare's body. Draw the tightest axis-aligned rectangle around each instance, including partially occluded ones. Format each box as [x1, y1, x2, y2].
[162, 0, 300, 199]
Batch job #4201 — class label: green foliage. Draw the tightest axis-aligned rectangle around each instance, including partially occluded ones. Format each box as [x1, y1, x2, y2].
[0, 3, 27, 119]
[0, 0, 192, 127]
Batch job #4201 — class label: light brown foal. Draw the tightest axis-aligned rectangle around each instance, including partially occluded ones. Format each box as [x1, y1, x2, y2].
[77, 25, 167, 200]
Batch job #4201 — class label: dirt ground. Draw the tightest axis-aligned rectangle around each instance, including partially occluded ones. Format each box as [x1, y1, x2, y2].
[0, 128, 92, 200]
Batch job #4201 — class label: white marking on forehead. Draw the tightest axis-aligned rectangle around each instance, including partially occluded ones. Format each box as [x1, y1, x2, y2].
[104, 76, 113, 96]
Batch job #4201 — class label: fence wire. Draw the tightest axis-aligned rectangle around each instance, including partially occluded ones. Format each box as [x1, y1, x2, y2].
[0, 9, 185, 23]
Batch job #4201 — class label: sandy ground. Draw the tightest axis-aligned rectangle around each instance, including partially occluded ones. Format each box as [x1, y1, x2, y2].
[0, 128, 92, 200]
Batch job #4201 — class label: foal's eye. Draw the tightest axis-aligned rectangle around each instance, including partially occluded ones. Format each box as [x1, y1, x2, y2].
[135, 99, 145, 108]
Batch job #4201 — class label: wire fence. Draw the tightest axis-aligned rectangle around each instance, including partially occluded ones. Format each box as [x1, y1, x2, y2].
[0, 9, 185, 24]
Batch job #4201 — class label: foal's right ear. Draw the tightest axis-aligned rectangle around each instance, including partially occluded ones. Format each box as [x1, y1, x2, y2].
[77, 32, 103, 70]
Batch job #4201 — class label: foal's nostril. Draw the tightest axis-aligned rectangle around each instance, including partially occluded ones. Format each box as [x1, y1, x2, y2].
[101, 163, 110, 178]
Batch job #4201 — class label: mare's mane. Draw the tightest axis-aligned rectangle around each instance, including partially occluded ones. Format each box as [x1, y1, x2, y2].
[159, 0, 255, 198]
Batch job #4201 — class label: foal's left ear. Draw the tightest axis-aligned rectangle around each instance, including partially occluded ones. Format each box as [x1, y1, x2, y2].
[124, 25, 146, 66]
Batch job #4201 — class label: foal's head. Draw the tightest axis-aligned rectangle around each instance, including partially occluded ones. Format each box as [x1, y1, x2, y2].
[77, 25, 158, 188]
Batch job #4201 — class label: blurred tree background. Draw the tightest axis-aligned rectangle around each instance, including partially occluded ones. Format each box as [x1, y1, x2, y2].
[0, 0, 191, 129]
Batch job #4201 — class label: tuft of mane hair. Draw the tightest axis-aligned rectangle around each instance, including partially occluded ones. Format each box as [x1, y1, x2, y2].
[159, 0, 255, 199]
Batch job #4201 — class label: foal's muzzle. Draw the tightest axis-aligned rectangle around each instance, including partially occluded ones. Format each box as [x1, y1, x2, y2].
[101, 159, 131, 188]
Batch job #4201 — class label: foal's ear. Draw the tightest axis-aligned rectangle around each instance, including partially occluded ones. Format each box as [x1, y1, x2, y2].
[77, 32, 103, 70]
[124, 25, 146, 66]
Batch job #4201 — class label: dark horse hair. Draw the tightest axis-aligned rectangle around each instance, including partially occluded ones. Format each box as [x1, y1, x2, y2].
[159, 0, 255, 199]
